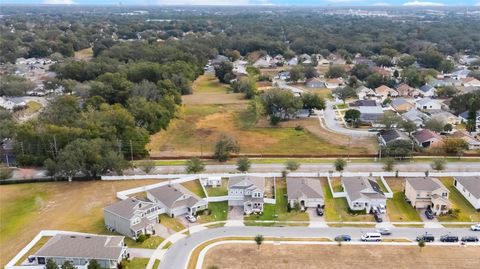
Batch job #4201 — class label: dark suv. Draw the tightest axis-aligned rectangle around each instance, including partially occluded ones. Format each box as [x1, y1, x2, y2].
[424, 209, 435, 220]
[461, 236, 479, 242]
[416, 233, 435, 242]
[374, 213, 383, 223]
[440, 235, 459, 242]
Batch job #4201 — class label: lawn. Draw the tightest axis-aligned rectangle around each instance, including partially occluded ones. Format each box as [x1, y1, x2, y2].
[245, 179, 308, 225]
[122, 258, 149, 269]
[0, 179, 161, 268]
[437, 177, 480, 222]
[181, 179, 206, 198]
[205, 178, 228, 197]
[384, 178, 421, 222]
[124, 236, 164, 249]
[181, 74, 246, 105]
[376, 178, 389, 193]
[330, 177, 343, 192]
[335, 103, 348, 110]
[159, 214, 186, 232]
[197, 202, 228, 223]
[321, 179, 375, 222]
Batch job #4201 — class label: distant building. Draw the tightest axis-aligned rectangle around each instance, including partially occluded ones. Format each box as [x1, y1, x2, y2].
[341, 177, 387, 212]
[305, 78, 325, 88]
[286, 177, 324, 210]
[391, 98, 414, 113]
[378, 129, 411, 146]
[405, 177, 450, 215]
[358, 106, 384, 125]
[415, 98, 442, 111]
[454, 176, 480, 210]
[412, 129, 443, 148]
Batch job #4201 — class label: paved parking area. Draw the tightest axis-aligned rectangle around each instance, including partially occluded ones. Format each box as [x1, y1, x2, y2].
[418, 209, 443, 228]
[228, 206, 245, 220]
[307, 208, 327, 227]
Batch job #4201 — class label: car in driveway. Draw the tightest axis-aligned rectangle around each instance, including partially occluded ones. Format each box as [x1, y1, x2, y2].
[374, 213, 383, 223]
[334, 235, 351, 242]
[461, 236, 479, 242]
[471, 224, 480, 231]
[440, 234, 459, 242]
[316, 206, 324, 216]
[376, 228, 392, 235]
[424, 209, 435, 220]
[185, 215, 197, 223]
[416, 233, 435, 242]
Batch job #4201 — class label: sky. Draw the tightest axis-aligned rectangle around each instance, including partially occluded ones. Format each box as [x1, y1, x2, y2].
[2, 0, 480, 6]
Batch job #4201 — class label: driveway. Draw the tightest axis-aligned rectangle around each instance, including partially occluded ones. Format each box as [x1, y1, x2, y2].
[228, 206, 244, 220]
[307, 208, 327, 228]
[128, 247, 155, 258]
[418, 209, 443, 228]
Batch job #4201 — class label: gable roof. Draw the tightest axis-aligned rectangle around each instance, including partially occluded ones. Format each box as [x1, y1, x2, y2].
[104, 198, 157, 220]
[228, 175, 265, 192]
[459, 110, 480, 120]
[147, 184, 201, 209]
[375, 85, 394, 95]
[403, 109, 430, 122]
[454, 176, 480, 199]
[391, 98, 412, 108]
[378, 129, 409, 144]
[419, 84, 435, 93]
[351, 99, 377, 107]
[406, 177, 448, 192]
[412, 129, 439, 143]
[286, 177, 323, 201]
[34, 234, 125, 261]
[416, 97, 439, 107]
[342, 177, 386, 202]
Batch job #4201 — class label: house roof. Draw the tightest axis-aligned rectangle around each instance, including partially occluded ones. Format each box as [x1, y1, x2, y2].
[391, 98, 412, 108]
[459, 110, 480, 120]
[375, 85, 394, 95]
[412, 129, 439, 143]
[403, 109, 430, 122]
[378, 129, 409, 144]
[406, 177, 448, 192]
[147, 184, 201, 209]
[416, 97, 439, 107]
[419, 84, 435, 93]
[454, 176, 480, 199]
[351, 100, 377, 107]
[286, 177, 323, 201]
[358, 106, 384, 114]
[463, 77, 480, 84]
[34, 234, 124, 261]
[228, 175, 265, 192]
[104, 198, 157, 220]
[341, 177, 386, 202]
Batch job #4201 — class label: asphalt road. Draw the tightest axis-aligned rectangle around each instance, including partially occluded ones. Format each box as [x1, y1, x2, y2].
[319, 101, 374, 137]
[159, 226, 479, 269]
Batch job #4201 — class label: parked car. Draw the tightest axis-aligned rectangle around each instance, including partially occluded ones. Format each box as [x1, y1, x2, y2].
[416, 233, 435, 242]
[378, 204, 386, 214]
[376, 228, 392, 235]
[461, 236, 479, 242]
[374, 213, 383, 223]
[440, 234, 459, 242]
[316, 206, 324, 216]
[471, 224, 480, 231]
[424, 209, 434, 220]
[334, 235, 351, 242]
[185, 215, 197, 223]
[361, 233, 382, 242]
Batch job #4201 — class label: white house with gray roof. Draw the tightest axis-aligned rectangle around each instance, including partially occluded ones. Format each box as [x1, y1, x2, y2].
[147, 184, 207, 218]
[286, 177, 324, 210]
[29, 234, 127, 269]
[341, 177, 387, 212]
[104, 197, 162, 239]
[454, 176, 480, 210]
[228, 175, 265, 214]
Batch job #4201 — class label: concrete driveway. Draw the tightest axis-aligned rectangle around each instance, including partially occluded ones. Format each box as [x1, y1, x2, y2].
[418, 209, 443, 228]
[228, 206, 245, 220]
[307, 208, 327, 227]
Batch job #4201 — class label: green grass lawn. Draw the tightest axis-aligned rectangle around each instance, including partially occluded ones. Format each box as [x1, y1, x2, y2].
[437, 178, 480, 222]
[376, 179, 389, 193]
[387, 192, 422, 222]
[181, 179, 206, 198]
[330, 177, 344, 192]
[159, 214, 186, 232]
[198, 202, 228, 223]
[124, 236, 164, 249]
[193, 74, 230, 93]
[321, 179, 374, 222]
[336, 104, 348, 110]
[205, 179, 228, 197]
[245, 179, 308, 225]
[153, 259, 160, 269]
[122, 258, 149, 269]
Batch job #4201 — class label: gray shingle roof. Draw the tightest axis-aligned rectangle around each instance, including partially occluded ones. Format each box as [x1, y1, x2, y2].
[342, 177, 386, 202]
[454, 176, 480, 199]
[286, 177, 323, 201]
[34, 234, 124, 260]
[147, 184, 201, 208]
[104, 198, 156, 220]
[406, 177, 447, 192]
[228, 175, 265, 192]
[378, 129, 409, 144]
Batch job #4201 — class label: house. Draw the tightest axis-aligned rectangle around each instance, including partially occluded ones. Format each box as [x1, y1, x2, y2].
[378, 129, 411, 146]
[350, 99, 377, 107]
[356, 85, 376, 100]
[253, 55, 273, 68]
[418, 84, 436, 97]
[228, 175, 265, 214]
[341, 177, 387, 212]
[286, 57, 298, 66]
[201, 176, 222, 187]
[391, 98, 414, 113]
[277, 71, 290, 80]
[412, 129, 443, 148]
[29, 234, 127, 269]
[402, 109, 430, 127]
[375, 85, 398, 100]
[429, 110, 460, 125]
[458, 110, 480, 129]
[147, 184, 207, 217]
[358, 106, 384, 125]
[463, 86, 480, 93]
[305, 78, 325, 88]
[325, 78, 344, 89]
[395, 83, 419, 97]
[463, 77, 480, 87]
[104, 198, 161, 239]
[404, 177, 451, 215]
[454, 176, 480, 210]
[210, 55, 229, 66]
[415, 98, 441, 110]
[286, 177, 324, 210]
[448, 68, 470, 80]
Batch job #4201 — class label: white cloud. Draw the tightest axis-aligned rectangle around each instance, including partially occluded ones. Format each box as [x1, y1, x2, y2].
[475, 2, 480, 6]
[43, 0, 77, 4]
[156, 0, 250, 5]
[403, 1, 446, 6]
[372, 2, 392, 6]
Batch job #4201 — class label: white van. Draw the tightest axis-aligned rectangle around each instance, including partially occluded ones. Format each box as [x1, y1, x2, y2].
[361, 233, 382, 242]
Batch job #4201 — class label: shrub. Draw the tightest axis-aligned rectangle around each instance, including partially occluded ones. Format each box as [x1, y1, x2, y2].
[136, 234, 150, 243]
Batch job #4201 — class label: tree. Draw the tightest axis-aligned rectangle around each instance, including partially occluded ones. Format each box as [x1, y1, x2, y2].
[87, 259, 101, 269]
[351, 64, 372, 80]
[254, 234, 264, 250]
[44, 158, 58, 179]
[325, 65, 346, 78]
[261, 88, 302, 121]
[382, 140, 413, 159]
[138, 159, 156, 174]
[301, 92, 325, 115]
[383, 157, 395, 172]
[185, 157, 205, 174]
[289, 65, 305, 82]
[436, 86, 457, 98]
[443, 123, 453, 133]
[46, 259, 59, 269]
[431, 159, 446, 171]
[231, 77, 258, 99]
[61, 261, 75, 269]
[214, 135, 240, 162]
[443, 138, 468, 158]
[344, 109, 361, 128]
[401, 120, 417, 135]
[379, 111, 402, 129]
[304, 65, 318, 79]
[285, 160, 300, 171]
[425, 119, 444, 133]
[214, 61, 234, 83]
[236, 157, 251, 172]
[335, 236, 344, 247]
[334, 86, 357, 104]
[466, 105, 478, 133]
[418, 239, 426, 252]
[0, 164, 13, 180]
[334, 158, 347, 173]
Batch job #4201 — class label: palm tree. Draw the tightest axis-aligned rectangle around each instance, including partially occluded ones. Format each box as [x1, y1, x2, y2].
[254, 234, 264, 250]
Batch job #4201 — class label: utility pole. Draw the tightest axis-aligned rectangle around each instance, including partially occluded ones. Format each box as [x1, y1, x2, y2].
[53, 135, 58, 157]
[129, 140, 134, 161]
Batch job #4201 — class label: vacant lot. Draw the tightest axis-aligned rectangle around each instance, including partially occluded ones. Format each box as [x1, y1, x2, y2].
[0, 180, 160, 267]
[182, 74, 247, 105]
[202, 244, 480, 269]
[437, 177, 480, 222]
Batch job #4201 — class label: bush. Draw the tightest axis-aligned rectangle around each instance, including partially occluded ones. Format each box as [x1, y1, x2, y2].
[0, 164, 13, 180]
[270, 115, 280, 126]
[136, 234, 150, 243]
[294, 125, 303, 131]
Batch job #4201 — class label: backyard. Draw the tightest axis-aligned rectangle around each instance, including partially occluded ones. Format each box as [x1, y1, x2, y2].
[385, 178, 422, 222]
[437, 177, 480, 222]
[197, 202, 228, 223]
[181, 179, 206, 198]
[205, 178, 228, 197]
